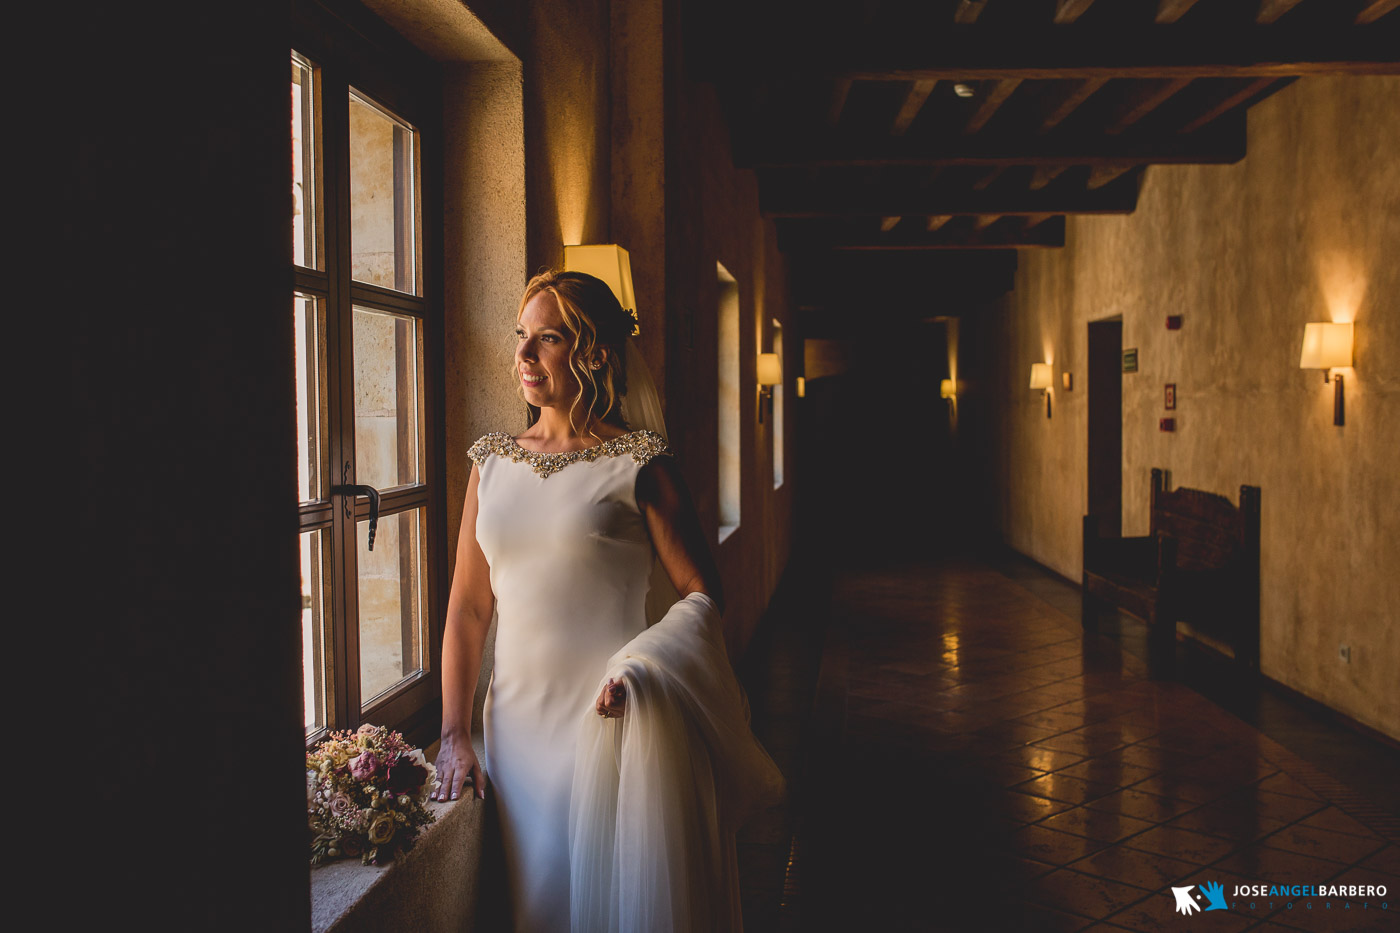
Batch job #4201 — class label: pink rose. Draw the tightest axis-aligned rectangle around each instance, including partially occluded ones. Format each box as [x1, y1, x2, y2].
[350, 750, 380, 781]
[356, 723, 379, 736]
[329, 793, 356, 817]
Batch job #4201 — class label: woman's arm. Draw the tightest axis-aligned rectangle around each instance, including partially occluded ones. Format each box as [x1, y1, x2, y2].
[637, 455, 725, 612]
[432, 462, 495, 801]
[595, 455, 728, 721]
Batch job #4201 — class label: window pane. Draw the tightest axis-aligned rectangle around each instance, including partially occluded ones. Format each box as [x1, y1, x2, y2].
[354, 306, 420, 489]
[292, 52, 317, 269]
[349, 89, 418, 294]
[301, 528, 330, 735]
[295, 294, 326, 501]
[359, 509, 427, 707]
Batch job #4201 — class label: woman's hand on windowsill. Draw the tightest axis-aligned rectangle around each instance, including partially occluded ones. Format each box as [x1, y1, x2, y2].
[432, 730, 485, 801]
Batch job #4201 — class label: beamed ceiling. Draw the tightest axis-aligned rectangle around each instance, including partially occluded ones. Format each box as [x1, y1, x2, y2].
[684, 0, 1399, 329]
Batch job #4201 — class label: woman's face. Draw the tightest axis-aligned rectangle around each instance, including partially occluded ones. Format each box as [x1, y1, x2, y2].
[515, 291, 581, 411]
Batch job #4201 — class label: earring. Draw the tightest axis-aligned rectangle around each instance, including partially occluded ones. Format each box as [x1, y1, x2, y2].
[590, 360, 602, 370]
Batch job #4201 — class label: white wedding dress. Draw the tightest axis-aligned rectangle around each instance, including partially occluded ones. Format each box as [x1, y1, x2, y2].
[471, 429, 781, 933]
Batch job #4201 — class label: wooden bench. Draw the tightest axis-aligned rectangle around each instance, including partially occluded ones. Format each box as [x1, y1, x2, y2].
[1082, 468, 1261, 670]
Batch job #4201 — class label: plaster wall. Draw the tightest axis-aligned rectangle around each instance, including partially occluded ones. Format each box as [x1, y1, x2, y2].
[665, 44, 795, 641]
[991, 76, 1400, 739]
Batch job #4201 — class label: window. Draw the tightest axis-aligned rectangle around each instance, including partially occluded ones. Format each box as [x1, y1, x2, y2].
[717, 263, 740, 541]
[771, 318, 784, 489]
[292, 7, 443, 746]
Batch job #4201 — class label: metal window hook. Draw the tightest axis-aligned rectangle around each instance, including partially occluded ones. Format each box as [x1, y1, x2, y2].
[333, 462, 381, 550]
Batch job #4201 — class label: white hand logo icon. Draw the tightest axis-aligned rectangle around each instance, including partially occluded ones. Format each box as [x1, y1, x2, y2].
[1172, 885, 1201, 915]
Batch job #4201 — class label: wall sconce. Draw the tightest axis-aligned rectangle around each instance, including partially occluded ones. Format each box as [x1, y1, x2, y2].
[940, 378, 956, 400]
[757, 352, 782, 423]
[1029, 363, 1052, 418]
[1299, 321, 1353, 426]
[563, 244, 639, 334]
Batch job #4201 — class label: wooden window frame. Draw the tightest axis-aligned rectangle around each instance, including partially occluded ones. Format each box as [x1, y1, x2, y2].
[294, 0, 447, 751]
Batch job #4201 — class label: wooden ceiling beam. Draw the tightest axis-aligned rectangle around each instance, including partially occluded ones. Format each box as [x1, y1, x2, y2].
[828, 77, 854, 127]
[1356, 0, 1399, 24]
[1039, 78, 1109, 133]
[1154, 0, 1204, 23]
[972, 166, 1007, 190]
[1029, 165, 1072, 190]
[776, 216, 1067, 251]
[1256, 0, 1308, 24]
[891, 79, 938, 136]
[964, 78, 1023, 134]
[1178, 77, 1279, 133]
[758, 171, 1141, 216]
[1105, 78, 1194, 134]
[1054, 0, 1098, 25]
[954, 0, 990, 24]
[790, 27, 1400, 80]
[745, 116, 1245, 167]
[1088, 164, 1135, 189]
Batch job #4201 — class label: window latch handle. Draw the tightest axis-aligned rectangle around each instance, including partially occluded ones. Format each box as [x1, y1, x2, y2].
[332, 483, 381, 550]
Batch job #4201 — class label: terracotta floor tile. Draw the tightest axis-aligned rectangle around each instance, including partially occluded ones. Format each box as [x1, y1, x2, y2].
[1084, 787, 1201, 823]
[1040, 806, 1158, 844]
[1359, 846, 1400, 876]
[1127, 773, 1235, 804]
[1010, 824, 1111, 865]
[1214, 843, 1350, 880]
[994, 744, 1087, 773]
[1056, 758, 1161, 788]
[1026, 868, 1151, 920]
[1211, 787, 1329, 825]
[1123, 825, 1240, 864]
[1255, 772, 1326, 802]
[1035, 731, 1132, 757]
[1296, 806, 1385, 841]
[1013, 772, 1121, 806]
[1260, 823, 1388, 866]
[1165, 802, 1288, 842]
[1069, 844, 1204, 891]
[1001, 791, 1077, 824]
[1111, 743, 1182, 771]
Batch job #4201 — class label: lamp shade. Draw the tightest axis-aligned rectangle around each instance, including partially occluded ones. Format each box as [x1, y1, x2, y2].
[940, 378, 955, 399]
[564, 244, 636, 314]
[757, 352, 782, 386]
[1299, 322, 1353, 370]
[1029, 363, 1053, 390]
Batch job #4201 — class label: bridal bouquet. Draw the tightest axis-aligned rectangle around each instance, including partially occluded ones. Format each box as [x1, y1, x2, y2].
[307, 724, 438, 866]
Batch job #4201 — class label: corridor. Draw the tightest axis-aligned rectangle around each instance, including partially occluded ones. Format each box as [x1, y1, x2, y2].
[739, 556, 1400, 932]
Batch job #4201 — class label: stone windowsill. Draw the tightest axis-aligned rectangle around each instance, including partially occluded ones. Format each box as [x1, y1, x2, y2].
[311, 734, 486, 933]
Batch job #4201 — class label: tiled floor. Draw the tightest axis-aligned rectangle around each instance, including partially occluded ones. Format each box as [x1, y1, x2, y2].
[739, 556, 1399, 932]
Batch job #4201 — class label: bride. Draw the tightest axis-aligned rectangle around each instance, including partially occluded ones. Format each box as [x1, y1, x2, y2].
[433, 270, 783, 932]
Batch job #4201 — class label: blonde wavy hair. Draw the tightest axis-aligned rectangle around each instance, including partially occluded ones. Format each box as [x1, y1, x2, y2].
[515, 269, 632, 438]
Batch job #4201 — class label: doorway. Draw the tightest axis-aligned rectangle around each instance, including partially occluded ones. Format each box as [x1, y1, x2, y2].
[1087, 318, 1122, 538]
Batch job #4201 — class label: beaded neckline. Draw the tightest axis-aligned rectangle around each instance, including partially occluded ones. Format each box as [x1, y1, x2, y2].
[468, 429, 669, 479]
